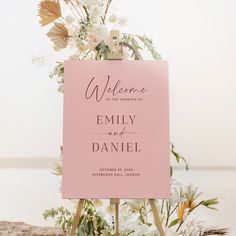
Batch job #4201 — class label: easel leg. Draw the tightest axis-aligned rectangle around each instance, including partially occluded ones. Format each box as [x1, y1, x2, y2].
[149, 199, 165, 236]
[115, 201, 119, 236]
[70, 199, 85, 236]
[110, 198, 120, 236]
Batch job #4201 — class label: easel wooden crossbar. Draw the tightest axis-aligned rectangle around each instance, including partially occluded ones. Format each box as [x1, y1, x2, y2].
[69, 30, 165, 236]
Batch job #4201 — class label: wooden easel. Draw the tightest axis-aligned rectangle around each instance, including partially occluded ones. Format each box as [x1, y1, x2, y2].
[69, 30, 165, 236]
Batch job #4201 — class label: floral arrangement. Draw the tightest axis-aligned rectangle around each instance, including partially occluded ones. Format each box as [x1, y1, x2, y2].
[36, 0, 228, 235]
[36, 0, 160, 92]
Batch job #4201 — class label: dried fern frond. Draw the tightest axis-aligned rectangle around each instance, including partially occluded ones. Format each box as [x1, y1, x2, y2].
[38, 0, 62, 26]
[47, 22, 69, 50]
[203, 228, 228, 235]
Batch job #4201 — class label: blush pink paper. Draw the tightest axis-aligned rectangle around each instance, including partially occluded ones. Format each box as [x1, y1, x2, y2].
[62, 60, 170, 199]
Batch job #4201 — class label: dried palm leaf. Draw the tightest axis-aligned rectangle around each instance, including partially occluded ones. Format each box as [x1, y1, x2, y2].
[47, 23, 69, 50]
[38, 0, 62, 26]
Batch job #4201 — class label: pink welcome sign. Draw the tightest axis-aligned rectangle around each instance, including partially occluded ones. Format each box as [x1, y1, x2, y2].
[62, 60, 170, 199]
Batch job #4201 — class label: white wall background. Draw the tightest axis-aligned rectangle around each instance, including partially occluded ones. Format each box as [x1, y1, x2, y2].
[0, 0, 236, 167]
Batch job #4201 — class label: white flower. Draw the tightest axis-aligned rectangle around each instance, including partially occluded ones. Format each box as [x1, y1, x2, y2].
[108, 14, 118, 23]
[125, 221, 150, 236]
[165, 228, 180, 236]
[171, 187, 186, 205]
[32, 54, 48, 66]
[90, 5, 102, 16]
[79, 0, 100, 8]
[146, 230, 158, 236]
[181, 183, 203, 202]
[170, 178, 186, 205]
[87, 24, 108, 48]
[68, 27, 82, 48]
[148, 228, 180, 236]
[118, 16, 128, 27]
[89, 5, 102, 21]
[65, 15, 75, 25]
[123, 46, 130, 60]
[181, 215, 205, 236]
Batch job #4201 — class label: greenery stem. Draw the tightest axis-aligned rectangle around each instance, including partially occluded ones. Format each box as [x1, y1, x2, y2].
[102, 0, 112, 24]
[165, 201, 171, 227]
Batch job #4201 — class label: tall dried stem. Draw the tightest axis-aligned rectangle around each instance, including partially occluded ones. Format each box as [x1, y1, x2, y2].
[102, 0, 112, 24]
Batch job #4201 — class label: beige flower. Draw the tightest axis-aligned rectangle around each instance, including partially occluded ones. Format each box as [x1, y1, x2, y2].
[106, 204, 115, 215]
[38, 0, 62, 26]
[77, 42, 88, 52]
[47, 23, 69, 50]
[108, 14, 118, 24]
